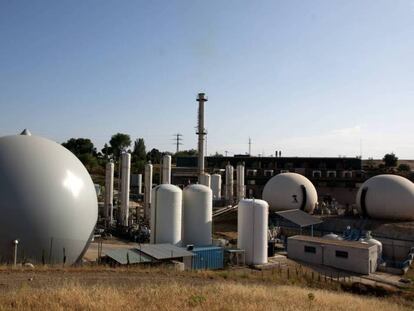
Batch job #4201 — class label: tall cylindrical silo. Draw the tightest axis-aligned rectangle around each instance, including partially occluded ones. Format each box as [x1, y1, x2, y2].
[144, 162, 153, 221]
[183, 184, 212, 246]
[162, 155, 171, 184]
[137, 173, 142, 195]
[236, 164, 245, 202]
[105, 161, 114, 225]
[211, 174, 222, 200]
[120, 152, 131, 226]
[151, 184, 182, 246]
[238, 199, 268, 265]
[199, 173, 211, 188]
[225, 163, 234, 204]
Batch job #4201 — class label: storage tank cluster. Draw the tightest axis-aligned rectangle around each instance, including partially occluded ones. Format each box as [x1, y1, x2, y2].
[356, 174, 414, 221]
[262, 173, 317, 213]
[150, 183, 212, 246]
[0, 131, 98, 265]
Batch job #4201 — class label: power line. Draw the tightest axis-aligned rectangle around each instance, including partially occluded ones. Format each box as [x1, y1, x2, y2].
[173, 133, 183, 153]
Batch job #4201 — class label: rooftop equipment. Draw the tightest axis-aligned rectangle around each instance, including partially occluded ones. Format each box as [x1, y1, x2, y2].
[262, 172, 317, 213]
[356, 174, 414, 220]
[144, 162, 153, 220]
[120, 152, 131, 226]
[0, 131, 97, 265]
[104, 161, 114, 226]
[238, 199, 269, 265]
[183, 184, 212, 246]
[151, 184, 182, 246]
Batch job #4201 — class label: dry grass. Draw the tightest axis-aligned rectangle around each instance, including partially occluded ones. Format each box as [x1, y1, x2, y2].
[0, 270, 411, 311]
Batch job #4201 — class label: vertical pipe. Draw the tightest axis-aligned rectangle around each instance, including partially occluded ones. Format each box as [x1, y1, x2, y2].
[144, 162, 153, 221]
[137, 174, 142, 195]
[225, 163, 234, 204]
[162, 155, 171, 184]
[120, 152, 131, 226]
[105, 161, 114, 226]
[236, 163, 245, 202]
[13, 240, 18, 267]
[197, 93, 208, 178]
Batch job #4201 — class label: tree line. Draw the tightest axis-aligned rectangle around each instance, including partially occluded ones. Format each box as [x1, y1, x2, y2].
[62, 133, 198, 175]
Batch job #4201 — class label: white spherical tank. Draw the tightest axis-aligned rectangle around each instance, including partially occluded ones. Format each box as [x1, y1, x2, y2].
[356, 174, 414, 220]
[262, 173, 317, 213]
[150, 184, 182, 246]
[237, 199, 268, 265]
[0, 133, 98, 265]
[211, 174, 222, 200]
[182, 184, 212, 246]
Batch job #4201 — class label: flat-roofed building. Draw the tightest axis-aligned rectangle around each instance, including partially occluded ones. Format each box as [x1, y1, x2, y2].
[287, 235, 378, 275]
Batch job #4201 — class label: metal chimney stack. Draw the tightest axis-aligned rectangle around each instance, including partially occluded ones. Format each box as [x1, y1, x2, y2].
[196, 93, 208, 178]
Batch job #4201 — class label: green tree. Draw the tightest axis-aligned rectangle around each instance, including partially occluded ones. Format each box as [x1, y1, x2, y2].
[147, 148, 162, 164]
[383, 153, 398, 168]
[62, 138, 96, 157]
[397, 163, 410, 172]
[132, 138, 146, 161]
[101, 143, 113, 158]
[175, 149, 198, 157]
[109, 133, 131, 158]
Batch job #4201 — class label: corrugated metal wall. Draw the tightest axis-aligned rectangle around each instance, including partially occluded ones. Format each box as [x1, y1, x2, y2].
[191, 247, 224, 270]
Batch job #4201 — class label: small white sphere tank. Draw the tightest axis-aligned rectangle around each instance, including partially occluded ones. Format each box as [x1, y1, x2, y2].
[262, 173, 317, 213]
[238, 199, 268, 265]
[0, 133, 98, 265]
[356, 174, 414, 220]
[211, 174, 222, 200]
[151, 184, 182, 246]
[183, 184, 212, 246]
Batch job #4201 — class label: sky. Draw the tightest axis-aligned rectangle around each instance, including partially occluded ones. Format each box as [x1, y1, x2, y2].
[0, 0, 413, 158]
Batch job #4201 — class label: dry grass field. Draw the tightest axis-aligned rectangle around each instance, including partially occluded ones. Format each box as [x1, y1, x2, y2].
[0, 266, 412, 311]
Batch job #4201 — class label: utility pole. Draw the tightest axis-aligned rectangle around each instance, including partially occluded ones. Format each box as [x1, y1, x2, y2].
[173, 133, 183, 153]
[248, 137, 252, 156]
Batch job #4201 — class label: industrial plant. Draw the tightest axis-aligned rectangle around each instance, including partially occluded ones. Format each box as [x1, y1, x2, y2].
[0, 92, 413, 290]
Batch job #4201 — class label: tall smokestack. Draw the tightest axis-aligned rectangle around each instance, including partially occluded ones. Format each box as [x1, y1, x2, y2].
[144, 162, 153, 221]
[120, 152, 131, 226]
[105, 161, 114, 226]
[196, 93, 208, 178]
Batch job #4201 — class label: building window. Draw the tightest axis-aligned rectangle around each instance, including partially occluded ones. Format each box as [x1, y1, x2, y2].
[304, 246, 316, 254]
[335, 250, 348, 258]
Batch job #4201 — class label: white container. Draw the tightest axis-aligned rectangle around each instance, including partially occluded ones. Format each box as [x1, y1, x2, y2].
[199, 173, 211, 188]
[262, 173, 317, 213]
[151, 184, 182, 246]
[356, 174, 414, 220]
[183, 184, 212, 246]
[144, 162, 153, 220]
[211, 174, 222, 200]
[238, 199, 268, 265]
[120, 152, 131, 226]
[137, 174, 142, 195]
[236, 164, 245, 201]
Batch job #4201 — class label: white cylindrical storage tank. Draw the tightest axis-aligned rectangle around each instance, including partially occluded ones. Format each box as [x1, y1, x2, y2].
[137, 173, 142, 195]
[236, 164, 245, 201]
[183, 184, 212, 246]
[120, 152, 131, 226]
[162, 155, 171, 184]
[238, 199, 268, 265]
[211, 174, 222, 200]
[225, 164, 234, 203]
[262, 173, 317, 213]
[151, 184, 182, 246]
[105, 161, 114, 225]
[199, 173, 211, 188]
[356, 174, 414, 220]
[144, 162, 153, 220]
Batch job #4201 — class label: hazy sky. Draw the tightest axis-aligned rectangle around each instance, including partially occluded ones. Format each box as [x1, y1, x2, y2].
[1, 1, 413, 158]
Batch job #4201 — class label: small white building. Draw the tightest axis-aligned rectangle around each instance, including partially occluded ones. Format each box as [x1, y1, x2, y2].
[287, 235, 378, 275]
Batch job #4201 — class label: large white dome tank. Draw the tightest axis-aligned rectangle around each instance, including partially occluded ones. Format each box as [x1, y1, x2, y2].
[183, 184, 212, 246]
[356, 174, 414, 220]
[262, 173, 317, 213]
[237, 199, 268, 265]
[0, 132, 98, 265]
[150, 184, 182, 246]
